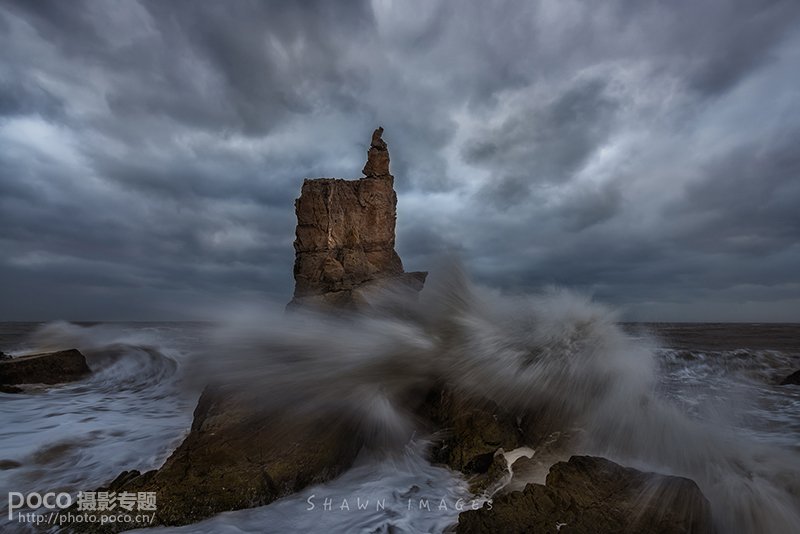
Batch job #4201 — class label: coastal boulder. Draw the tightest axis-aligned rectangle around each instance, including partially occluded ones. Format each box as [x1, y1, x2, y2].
[457, 455, 714, 534]
[0, 348, 90, 386]
[780, 370, 800, 385]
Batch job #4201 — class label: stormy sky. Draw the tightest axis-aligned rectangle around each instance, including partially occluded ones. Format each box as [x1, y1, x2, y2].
[1, 0, 799, 321]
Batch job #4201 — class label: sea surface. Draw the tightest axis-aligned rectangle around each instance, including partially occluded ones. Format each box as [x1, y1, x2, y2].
[1, 318, 798, 533]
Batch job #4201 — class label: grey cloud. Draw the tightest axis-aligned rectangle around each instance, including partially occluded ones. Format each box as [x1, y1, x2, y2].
[0, 80, 64, 119]
[3, 0, 375, 135]
[1, 0, 799, 321]
[671, 130, 800, 256]
[673, 0, 800, 95]
[558, 182, 624, 232]
[466, 78, 620, 206]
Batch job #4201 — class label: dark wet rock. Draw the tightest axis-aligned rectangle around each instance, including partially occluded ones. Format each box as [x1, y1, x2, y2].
[780, 370, 800, 385]
[70, 387, 363, 530]
[418, 386, 523, 478]
[107, 469, 142, 489]
[0, 351, 10, 360]
[0, 384, 23, 394]
[0, 348, 90, 386]
[503, 432, 573, 493]
[457, 455, 714, 534]
[509, 455, 538, 479]
[32, 440, 84, 465]
[0, 459, 22, 470]
[468, 451, 510, 495]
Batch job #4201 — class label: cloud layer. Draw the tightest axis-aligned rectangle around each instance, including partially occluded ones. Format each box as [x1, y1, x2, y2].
[1, 0, 799, 321]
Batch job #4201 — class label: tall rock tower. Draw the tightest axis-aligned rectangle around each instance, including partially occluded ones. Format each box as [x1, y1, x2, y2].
[290, 128, 424, 309]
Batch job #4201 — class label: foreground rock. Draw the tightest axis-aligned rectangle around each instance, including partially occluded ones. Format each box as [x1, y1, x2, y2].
[780, 370, 800, 385]
[0, 348, 90, 386]
[417, 386, 523, 485]
[74, 387, 362, 529]
[457, 455, 714, 534]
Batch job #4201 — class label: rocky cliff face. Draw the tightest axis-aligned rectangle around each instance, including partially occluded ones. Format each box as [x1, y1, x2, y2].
[290, 127, 424, 308]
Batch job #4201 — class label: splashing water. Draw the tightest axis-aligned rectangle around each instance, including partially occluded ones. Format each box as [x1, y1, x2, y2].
[187, 262, 800, 533]
[2, 262, 799, 533]
[0, 322, 200, 530]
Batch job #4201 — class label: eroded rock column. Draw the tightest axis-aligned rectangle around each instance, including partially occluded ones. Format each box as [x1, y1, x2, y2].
[290, 127, 423, 308]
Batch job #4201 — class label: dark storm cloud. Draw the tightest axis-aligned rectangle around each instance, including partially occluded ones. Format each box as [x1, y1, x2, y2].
[4, 0, 375, 135]
[464, 78, 621, 205]
[674, 130, 800, 255]
[0, 79, 64, 119]
[0, 0, 799, 321]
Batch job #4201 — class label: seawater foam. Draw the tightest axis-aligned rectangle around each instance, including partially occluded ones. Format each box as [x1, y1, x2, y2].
[189, 260, 800, 533]
[2, 261, 798, 533]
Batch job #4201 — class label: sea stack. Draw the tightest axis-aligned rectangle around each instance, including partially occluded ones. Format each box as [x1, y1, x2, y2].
[290, 127, 425, 308]
[76, 128, 426, 531]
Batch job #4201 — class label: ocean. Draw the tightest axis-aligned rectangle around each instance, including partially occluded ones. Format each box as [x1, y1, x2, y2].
[1, 306, 799, 533]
